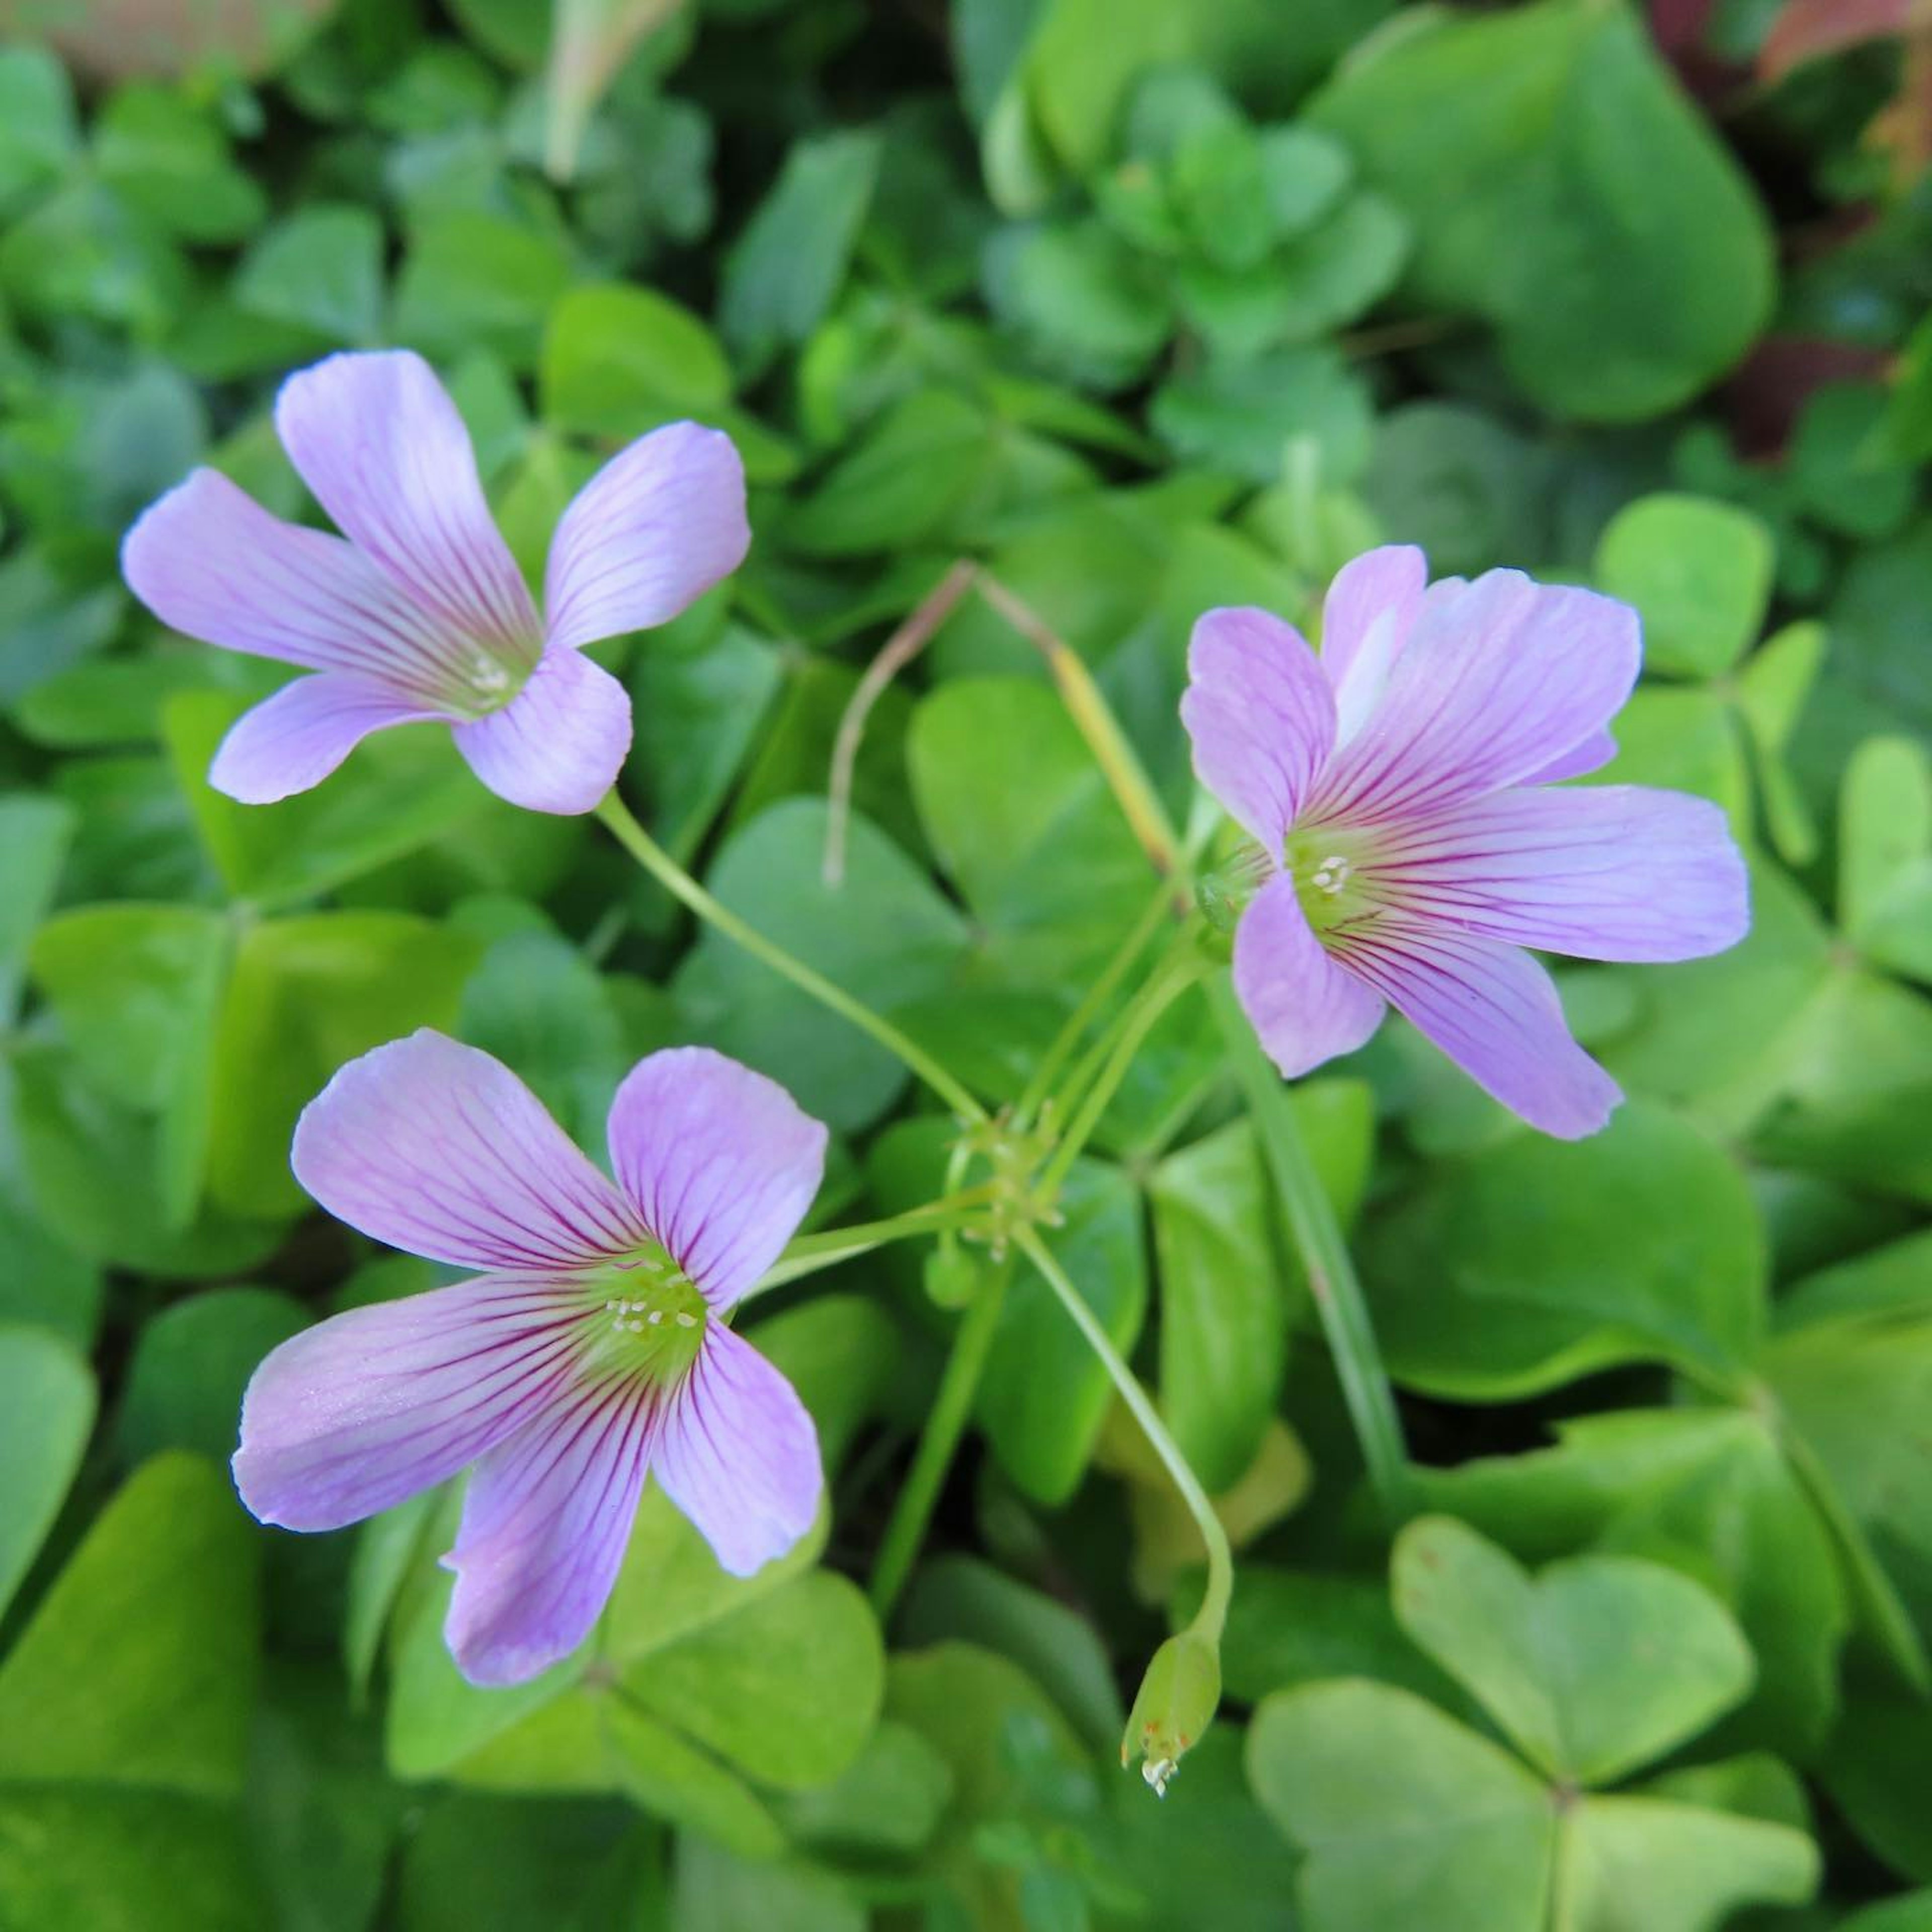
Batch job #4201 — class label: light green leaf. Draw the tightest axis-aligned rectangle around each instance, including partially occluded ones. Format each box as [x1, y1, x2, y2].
[1840, 736, 1932, 984]
[233, 204, 385, 344]
[600, 1699, 784, 1858]
[1247, 1679, 1555, 1932]
[1148, 1119, 1287, 1493]
[0, 792, 72, 1024]
[1365, 1104, 1765, 1398]
[1594, 494, 1775, 678]
[1309, 0, 1774, 420]
[1391, 1517, 1754, 1787]
[0, 1453, 259, 1799]
[0, 1324, 95, 1619]
[541, 282, 732, 438]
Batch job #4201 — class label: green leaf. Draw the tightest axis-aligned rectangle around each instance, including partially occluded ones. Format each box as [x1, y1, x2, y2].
[1840, 736, 1932, 984]
[0, 1453, 259, 1798]
[205, 913, 481, 1219]
[1151, 344, 1373, 486]
[908, 675, 1150, 990]
[459, 930, 622, 1147]
[721, 131, 881, 375]
[1259, 124, 1354, 236]
[112, 1287, 306, 1468]
[393, 211, 574, 370]
[163, 688, 490, 908]
[783, 389, 999, 557]
[1594, 494, 1775, 679]
[93, 86, 267, 245]
[622, 1571, 883, 1791]
[979, 1157, 1148, 1505]
[1414, 1408, 1848, 1755]
[29, 903, 230, 1225]
[1391, 1517, 1754, 1786]
[0, 46, 79, 213]
[601, 1699, 783, 1858]
[1308, 0, 1775, 420]
[773, 1720, 953, 1855]
[1557, 1792, 1818, 1930]
[233, 204, 385, 344]
[673, 800, 970, 1132]
[0, 1324, 95, 1619]
[983, 219, 1173, 391]
[1365, 1104, 1765, 1398]
[1148, 1119, 1287, 1492]
[541, 282, 732, 439]
[0, 792, 72, 1024]
[1247, 1679, 1555, 1932]
[0, 1789, 266, 1932]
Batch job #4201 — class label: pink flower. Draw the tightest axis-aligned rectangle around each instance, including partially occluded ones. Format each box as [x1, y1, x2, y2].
[1182, 546, 1749, 1138]
[122, 350, 749, 815]
[233, 1031, 825, 1687]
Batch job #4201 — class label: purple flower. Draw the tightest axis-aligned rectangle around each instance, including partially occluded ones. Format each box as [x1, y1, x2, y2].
[1182, 546, 1749, 1138]
[122, 350, 749, 816]
[233, 1030, 826, 1686]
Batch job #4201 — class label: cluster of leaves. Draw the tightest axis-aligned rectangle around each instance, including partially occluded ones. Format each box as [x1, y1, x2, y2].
[2, 0, 1930, 1927]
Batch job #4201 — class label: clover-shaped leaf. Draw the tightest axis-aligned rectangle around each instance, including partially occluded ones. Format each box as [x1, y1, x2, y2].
[1392, 1516, 1754, 1787]
[1248, 1520, 1818, 1932]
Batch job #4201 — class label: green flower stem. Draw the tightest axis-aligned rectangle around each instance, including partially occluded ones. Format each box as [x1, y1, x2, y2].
[868, 1251, 1015, 1619]
[1209, 975, 1414, 1520]
[1015, 1229, 1231, 1642]
[749, 1191, 1000, 1294]
[595, 791, 987, 1126]
[1014, 878, 1180, 1133]
[1035, 955, 1204, 1198]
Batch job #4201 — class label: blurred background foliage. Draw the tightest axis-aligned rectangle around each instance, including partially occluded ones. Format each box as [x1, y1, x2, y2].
[1, 0, 1930, 1926]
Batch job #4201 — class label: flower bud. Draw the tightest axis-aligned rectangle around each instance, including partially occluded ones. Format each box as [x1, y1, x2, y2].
[1121, 1629, 1221, 1798]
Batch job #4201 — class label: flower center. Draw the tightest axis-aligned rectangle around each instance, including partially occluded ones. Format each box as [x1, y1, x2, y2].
[582, 1240, 707, 1384]
[457, 644, 528, 717]
[1284, 828, 1383, 939]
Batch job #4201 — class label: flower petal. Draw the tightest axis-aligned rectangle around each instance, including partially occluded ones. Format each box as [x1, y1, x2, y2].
[1368, 785, 1750, 962]
[654, 1324, 821, 1577]
[232, 1276, 577, 1533]
[275, 350, 540, 664]
[607, 1046, 827, 1308]
[1316, 571, 1641, 823]
[1180, 607, 1338, 857]
[122, 467, 462, 695]
[293, 1030, 644, 1272]
[544, 422, 751, 653]
[1521, 729, 1617, 787]
[209, 673, 443, 803]
[1232, 872, 1386, 1078]
[1319, 544, 1426, 745]
[451, 644, 632, 816]
[442, 1379, 657, 1686]
[1338, 920, 1623, 1138]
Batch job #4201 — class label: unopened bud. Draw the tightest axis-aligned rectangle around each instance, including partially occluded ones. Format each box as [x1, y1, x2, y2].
[1121, 1629, 1220, 1798]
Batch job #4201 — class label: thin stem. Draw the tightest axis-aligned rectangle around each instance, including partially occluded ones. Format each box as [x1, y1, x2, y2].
[868, 1252, 1015, 1619]
[1016, 1229, 1231, 1640]
[749, 1191, 999, 1294]
[595, 792, 987, 1125]
[1036, 957, 1203, 1197]
[1210, 976, 1413, 1520]
[1014, 877, 1180, 1133]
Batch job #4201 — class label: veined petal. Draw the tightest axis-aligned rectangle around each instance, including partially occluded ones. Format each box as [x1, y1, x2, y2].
[607, 1047, 827, 1309]
[1316, 570, 1641, 824]
[1366, 785, 1750, 962]
[443, 1376, 657, 1686]
[293, 1030, 645, 1272]
[1180, 607, 1338, 858]
[544, 423, 750, 654]
[1319, 544, 1426, 745]
[1338, 920, 1623, 1138]
[654, 1323, 821, 1577]
[1232, 873, 1386, 1078]
[209, 673, 443, 803]
[452, 644, 632, 816]
[1521, 729, 1617, 787]
[276, 351, 540, 665]
[122, 467, 464, 696]
[232, 1276, 578, 1533]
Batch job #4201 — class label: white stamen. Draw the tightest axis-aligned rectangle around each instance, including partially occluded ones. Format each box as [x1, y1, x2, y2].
[674, 1311, 697, 1329]
[1143, 1757, 1176, 1798]
[1311, 855, 1351, 896]
[648, 1310, 663, 1325]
